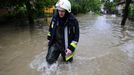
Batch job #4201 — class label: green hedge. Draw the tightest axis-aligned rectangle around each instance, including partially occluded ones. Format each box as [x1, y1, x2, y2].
[128, 4, 134, 20]
[70, 0, 101, 15]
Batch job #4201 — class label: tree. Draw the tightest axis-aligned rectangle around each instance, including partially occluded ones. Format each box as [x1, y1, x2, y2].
[26, 0, 35, 25]
[0, 0, 35, 25]
[121, 0, 132, 27]
[89, 0, 101, 13]
[71, 0, 101, 14]
[0, 0, 57, 25]
[103, 0, 116, 14]
[128, 4, 134, 20]
[113, 0, 120, 3]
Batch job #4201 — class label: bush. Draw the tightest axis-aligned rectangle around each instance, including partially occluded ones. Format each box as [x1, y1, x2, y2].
[128, 4, 134, 20]
[104, 0, 116, 14]
[70, 0, 101, 15]
[71, 2, 81, 15]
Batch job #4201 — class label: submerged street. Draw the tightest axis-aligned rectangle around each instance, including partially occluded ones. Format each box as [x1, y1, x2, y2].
[0, 13, 134, 75]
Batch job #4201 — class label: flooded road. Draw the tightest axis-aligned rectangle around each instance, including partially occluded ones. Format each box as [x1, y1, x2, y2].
[0, 14, 134, 75]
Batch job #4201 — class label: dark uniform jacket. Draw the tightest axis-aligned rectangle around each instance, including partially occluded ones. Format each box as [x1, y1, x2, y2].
[47, 13, 79, 52]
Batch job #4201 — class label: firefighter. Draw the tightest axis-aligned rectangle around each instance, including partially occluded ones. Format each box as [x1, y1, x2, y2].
[46, 0, 79, 65]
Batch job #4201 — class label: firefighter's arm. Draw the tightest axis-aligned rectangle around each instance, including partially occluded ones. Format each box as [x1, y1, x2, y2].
[47, 19, 55, 40]
[68, 20, 79, 52]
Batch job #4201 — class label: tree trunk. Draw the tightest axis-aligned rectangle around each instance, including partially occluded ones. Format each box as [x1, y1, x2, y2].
[121, 0, 132, 28]
[26, 1, 34, 25]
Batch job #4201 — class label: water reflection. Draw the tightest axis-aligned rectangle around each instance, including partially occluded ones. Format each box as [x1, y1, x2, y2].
[94, 15, 112, 31]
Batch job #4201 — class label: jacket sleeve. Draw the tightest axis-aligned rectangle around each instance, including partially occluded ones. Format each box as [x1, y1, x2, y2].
[68, 19, 79, 52]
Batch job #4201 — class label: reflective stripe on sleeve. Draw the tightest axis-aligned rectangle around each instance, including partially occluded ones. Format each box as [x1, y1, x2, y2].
[66, 53, 74, 61]
[51, 22, 54, 28]
[48, 32, 51, 36]
[70, 41, 77, 48]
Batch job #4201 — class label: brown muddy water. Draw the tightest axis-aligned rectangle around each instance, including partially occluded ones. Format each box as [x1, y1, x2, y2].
[0, 14, 134, 75]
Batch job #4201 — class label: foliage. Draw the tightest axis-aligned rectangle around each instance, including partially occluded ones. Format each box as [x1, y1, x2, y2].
[34, 0, 56, 17]
[113, 0, 120, 3]
[0, 0, 57, 17]
[128, 4, 134, 19]
[89, 0, 101, 13]
[103, 0, 116, 14]
[71, 2, 81, 15]
[70, 0, 101, 14]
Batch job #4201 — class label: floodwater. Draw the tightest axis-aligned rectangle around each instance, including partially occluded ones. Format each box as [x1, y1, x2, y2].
[0, 13, 134, 75]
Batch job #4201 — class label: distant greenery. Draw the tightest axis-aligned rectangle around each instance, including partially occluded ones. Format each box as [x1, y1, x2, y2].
[0, 0, 57, 17]
[101, 0, 116, 14]
[0, 0, 102, 17]
[1, 0, 133, 22]
[0, 0, 35, 24]
[0, 0, 57, 24]
[128, 4, 134, 20]
[35, 0, 57, 17]
[70, 0, 101, 15]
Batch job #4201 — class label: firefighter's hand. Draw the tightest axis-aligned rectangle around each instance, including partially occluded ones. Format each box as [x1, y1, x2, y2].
[66, 48, 72, 55]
